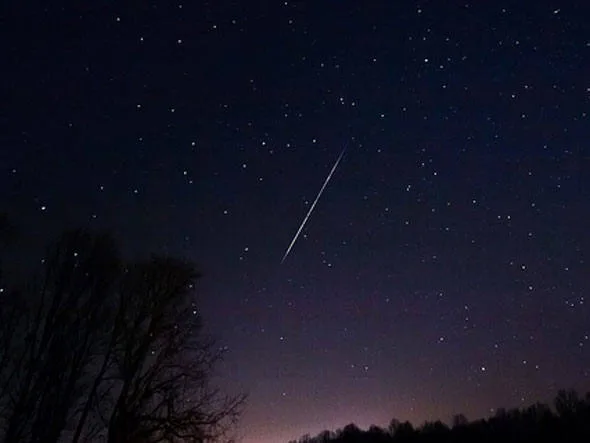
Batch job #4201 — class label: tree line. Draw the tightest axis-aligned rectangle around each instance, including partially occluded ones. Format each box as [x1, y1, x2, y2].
[0, 216, 245, 443]
[289, 389, 590, 443]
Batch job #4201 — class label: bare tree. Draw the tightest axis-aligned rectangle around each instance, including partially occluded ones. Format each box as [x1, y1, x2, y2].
[104, 257, 245, 443]
[0, 230, 120, 443]
[0, 229, 245, 443]
[452, 413, 468, 428]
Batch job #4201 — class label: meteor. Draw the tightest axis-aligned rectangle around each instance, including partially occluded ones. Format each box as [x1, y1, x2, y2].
[281, 147, 347, 264]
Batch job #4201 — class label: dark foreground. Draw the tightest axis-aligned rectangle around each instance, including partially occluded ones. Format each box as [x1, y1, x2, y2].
[290, 389, 590, 443]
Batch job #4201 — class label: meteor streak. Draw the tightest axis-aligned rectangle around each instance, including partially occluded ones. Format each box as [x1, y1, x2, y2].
[281, 147, 346, 264]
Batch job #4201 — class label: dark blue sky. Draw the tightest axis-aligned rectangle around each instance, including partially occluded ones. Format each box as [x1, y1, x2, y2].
[2, 1, 589, 442]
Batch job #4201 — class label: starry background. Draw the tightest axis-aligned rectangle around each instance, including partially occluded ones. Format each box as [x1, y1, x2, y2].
[1, 1, 589, 442]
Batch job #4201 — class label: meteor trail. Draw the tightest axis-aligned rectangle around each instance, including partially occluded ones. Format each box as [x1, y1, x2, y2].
[281, 147, 346, 264]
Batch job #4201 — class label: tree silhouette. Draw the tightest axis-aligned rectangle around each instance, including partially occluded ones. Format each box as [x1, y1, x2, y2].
[387, 418, 401, 437]
[0, 227, 245, 443]
[393, 421, 415, 442]
[554, 389, 581, 418]
[337, 423, 363, 443]
[290, 389, 590, 443]
[451, 414, 468, 429]
[1, 230, 120, 443]
[104, 257, 245, 443]
[366, 424, 389, 442]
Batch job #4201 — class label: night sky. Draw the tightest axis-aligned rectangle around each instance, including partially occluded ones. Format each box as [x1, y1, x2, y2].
[1, 2, 589, 442]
